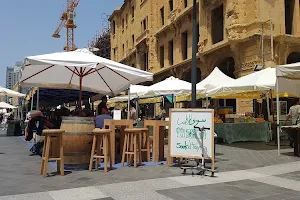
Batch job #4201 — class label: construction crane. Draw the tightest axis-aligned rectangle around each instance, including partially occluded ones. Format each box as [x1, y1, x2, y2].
[52, 0, 80, 51]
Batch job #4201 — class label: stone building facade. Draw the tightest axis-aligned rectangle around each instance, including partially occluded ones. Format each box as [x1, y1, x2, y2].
[109, 0, 300, 112]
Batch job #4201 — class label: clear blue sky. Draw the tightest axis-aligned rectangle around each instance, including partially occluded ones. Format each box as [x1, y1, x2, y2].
[0, 0, 123, 86]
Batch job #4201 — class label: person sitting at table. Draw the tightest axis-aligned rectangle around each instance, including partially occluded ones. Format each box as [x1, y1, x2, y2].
[95, 113, 112, 129]
[97, 96, 109, 115]
[81, 100, 93, 117]
[157, 103, 166, 120]
[285, 98, 300, 147]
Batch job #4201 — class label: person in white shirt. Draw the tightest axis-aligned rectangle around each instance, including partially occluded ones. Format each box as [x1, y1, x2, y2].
[1, 109, 8, 130]
[285, 98, 300, 125]
[285, 98, 300, 148]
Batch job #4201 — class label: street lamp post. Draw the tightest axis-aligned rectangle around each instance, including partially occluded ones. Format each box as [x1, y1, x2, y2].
[191, 0, 197, 108]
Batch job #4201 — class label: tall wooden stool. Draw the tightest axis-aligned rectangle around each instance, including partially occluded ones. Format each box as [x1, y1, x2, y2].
[40, 129, 65, 177]
[122, 128, 149, 168]
[89, 129, 112, 172]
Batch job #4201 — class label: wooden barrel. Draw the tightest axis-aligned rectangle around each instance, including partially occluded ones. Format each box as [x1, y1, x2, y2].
[60, 116, 95, 165]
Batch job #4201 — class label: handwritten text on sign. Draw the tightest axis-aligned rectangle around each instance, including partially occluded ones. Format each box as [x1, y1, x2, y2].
[170, 111, 213, 158]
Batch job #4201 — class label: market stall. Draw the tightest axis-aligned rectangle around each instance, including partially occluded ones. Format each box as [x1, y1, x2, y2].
[214, 115, 269, 144]
[206, 68, 277, 144]
[276, 62, 300, 156]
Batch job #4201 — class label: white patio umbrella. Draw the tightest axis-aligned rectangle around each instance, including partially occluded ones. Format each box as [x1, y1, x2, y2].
[20, 48, 153, 109]
[0, 86, 25, 97]
[0, 102, 16, 109]
[141, 76, 205, 98]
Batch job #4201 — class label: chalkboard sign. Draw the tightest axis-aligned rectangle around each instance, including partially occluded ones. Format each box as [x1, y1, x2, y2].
[168, 109, 214, 159]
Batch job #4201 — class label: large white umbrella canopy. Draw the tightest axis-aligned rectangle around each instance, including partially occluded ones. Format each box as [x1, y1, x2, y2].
[207, 68, 276, 97]
[0, 102, 16, 109]
[141, 76, 205, 97]
[196, 67, 234, 95]
[0, 86, 25, 97]
[20, 49, 153, 108]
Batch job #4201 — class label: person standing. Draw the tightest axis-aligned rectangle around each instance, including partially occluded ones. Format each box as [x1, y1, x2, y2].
[1, 109, 8, 130]
[285, 98, 300, 147]
[97, 96, 109, 115]
[129, 101, 137, 120]
[157, 103, 166, 120]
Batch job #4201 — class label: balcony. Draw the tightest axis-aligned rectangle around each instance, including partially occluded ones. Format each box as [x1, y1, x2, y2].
[119, 48, 137, 63]
[155, 5, 194, 37]
[136, 30, 149, 45]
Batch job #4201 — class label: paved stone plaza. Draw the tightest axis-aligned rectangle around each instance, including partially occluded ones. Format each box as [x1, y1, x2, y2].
[0, 130, 300, 200]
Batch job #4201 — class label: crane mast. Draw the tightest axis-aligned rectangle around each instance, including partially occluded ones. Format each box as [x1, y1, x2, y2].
[52, 0, 79, 51]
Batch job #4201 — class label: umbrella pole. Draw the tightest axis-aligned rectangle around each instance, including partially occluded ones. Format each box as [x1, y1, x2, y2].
[79, 76, 83, 112]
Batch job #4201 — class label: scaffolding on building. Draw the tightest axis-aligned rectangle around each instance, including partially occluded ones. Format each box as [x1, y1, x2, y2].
[88, 13, 111, 59]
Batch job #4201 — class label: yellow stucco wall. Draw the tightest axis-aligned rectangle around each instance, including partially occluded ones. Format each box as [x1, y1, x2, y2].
[109, 0, 300, 113]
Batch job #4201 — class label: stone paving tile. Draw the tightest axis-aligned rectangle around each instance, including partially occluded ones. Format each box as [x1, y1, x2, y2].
[0, 192, 54, 200]
[92, 198, 115, 200]
[276, 171, 300, 182]
[1, 129, 300, 197]
[254, 176, 300, 192]
[157, 180, 300, 200]
[48, 187, 108, 200]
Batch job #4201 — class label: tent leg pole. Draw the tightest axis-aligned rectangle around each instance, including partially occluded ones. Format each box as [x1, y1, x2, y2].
[36, 87, 39, 111]
[127, 88, 130, 120]
[276, 78, 280, 156]
[172, 94, 175, 108]
[206, 97, 209, 109]
[31, 93, 34, 111]
[266, 92, 271, 121]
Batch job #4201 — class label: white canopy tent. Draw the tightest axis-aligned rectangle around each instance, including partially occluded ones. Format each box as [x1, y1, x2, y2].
[197, 67, 235, 95]
[20, 48, 153, 114]
[141, 76, 205, 98]
[108, 84, 149, 103]
[276, 62, 300, 156]
[128, 84, 149, 97]
[0, 86, 25, 97]
[207, 68, 276, 97]
[0, 102, 16, 109]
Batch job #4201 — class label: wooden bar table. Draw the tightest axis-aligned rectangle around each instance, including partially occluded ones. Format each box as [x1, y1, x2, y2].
[104, 119, 133, 165]
[281, 126, 300, 157]
[144, 120, 170, 162]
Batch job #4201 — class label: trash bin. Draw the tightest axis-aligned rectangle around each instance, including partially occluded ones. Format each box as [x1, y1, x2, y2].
[6, 120, 21, 136]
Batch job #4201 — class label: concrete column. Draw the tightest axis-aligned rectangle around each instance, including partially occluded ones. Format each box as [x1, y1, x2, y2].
[292, 0, 300, 35]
